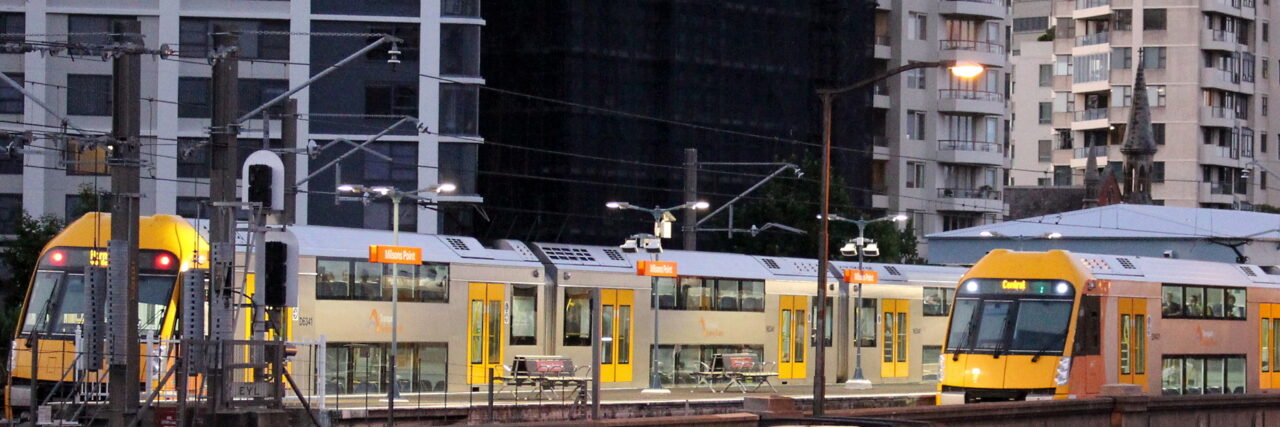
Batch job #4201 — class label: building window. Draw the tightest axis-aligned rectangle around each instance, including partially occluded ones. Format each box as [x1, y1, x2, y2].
[563, 288, 593, 346]
[1265, 97, 1270, 117]
[1037, 177, 1051, 186]
[923, 287, 955, 316]
[315, 258, 449, 303]
[906, 67, 926, 90]
[439, 142, 478, 195]
[178, 18, 289, 60]
[440, 25, 480, 77]
[0, 194, 19, 234]
[365, 83, 418, 117]
[510, 285, 537, 346]
[1112, 47, 1132, 69]
[68, 15, 138, 55]
[1038, 139, 1052, 162]
[906, 162, 925, 189]
[1013, 17, 1048, 33]
[1144, 9, 1167, 31]
[1148, 85, 1167, 106]
[1161, 355, 1245, 395]
[908, 13, 927, 40]
[1153, 123, 1165, 145]
[176, 197, 208, 219]
[942, 214, 977, 231]
[1113, 9, 1133, 31]
[1265, 22, 1271, 42]
[1038, 64, 1052, 87]
[442, 0, 481, 17]
[0, 73, 21, 114]
[440, 84, 479, 135]
[1143, 47, 1167, 69]
[1161, 284, 1245, 319]
[1072, 52, 1110, 83]
[177, 78, 287, 118]
[66, 74, 111, 116]
[1265, 59, 1271, 79]
[1153, 161, 1165, 183]
[324, 342, 447, 395]
[1039, 102, 1052, 124]
[1054, 165, 1072, 186]
[907, 110, 926, 140]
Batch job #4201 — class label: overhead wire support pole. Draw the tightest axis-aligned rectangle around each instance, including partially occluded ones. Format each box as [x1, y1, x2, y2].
[107, 20, 143, 427]
[206, 23, 240, 417]
[234, 35, 401, 125]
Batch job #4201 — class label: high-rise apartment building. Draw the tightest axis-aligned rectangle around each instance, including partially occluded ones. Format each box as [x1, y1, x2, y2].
[872, 0, 1011, 255]
[1008, 1, 1057, 186]
[1030, 0, 1280, 208]
[0, 0, 481, 234]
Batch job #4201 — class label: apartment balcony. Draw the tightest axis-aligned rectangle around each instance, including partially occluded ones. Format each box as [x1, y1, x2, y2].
[873, 83, 890, 108]
[937, 140, 1004, 166]
[1201, 0, 1256, 19]
[1200, 106, 1237, 127]
[1200, 67, 1254, 94]
[939, 0, 1006, 19]
[876, 0, 890, 10]
[1074, 0, 1112, 19]
[1065, 145, 1108, 168]
[1201, 29, 1245, 52]
[874, 35, 891, 59]
[1071, 107, 1110, 130]
[937, 89, 1005, 115]
[1199, 182, 1239, 205]
[1198, 144, 1244, 167]
[1075, 32, 1110, 47]
[939, 39, 1005, 67]
[936, 187, 1005, 212]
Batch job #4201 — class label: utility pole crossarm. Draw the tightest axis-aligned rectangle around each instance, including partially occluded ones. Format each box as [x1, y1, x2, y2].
[695, 163, 797, 227]
[296, 116, 418, 186]
[235, 35, 400, 125]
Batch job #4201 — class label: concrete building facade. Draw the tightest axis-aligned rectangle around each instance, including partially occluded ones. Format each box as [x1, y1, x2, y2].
[1031, 0, 1280, 208]
[0, 0, 481, 235]
[1009, 0, 1057, 186]
[872, 0, 1011, 255]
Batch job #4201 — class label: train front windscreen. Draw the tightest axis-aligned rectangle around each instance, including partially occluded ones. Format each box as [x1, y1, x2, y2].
[21, 247, 180, 339]
[946, 278, 1076, 357]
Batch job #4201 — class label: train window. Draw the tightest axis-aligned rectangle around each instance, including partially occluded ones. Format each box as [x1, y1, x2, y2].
[317, 259, 352, 299]
[325, 342, 448, 394]
[654, 277, 676, 309]
[1163, 284, 1245, 320]
[811, 297, 833, 347]
[923, 287, 954, 317]
[715, 280, 741, 311]
[316, 258, 448, 303]
[668, 277, 764, 312]
[742, 280, 765, 312]
[1162, 355, 1247, 395]
[353, 262, 384, 300]
[563, 288, 593, 346]
[510, 285, 537, 346]
[856, 298, 878, 347]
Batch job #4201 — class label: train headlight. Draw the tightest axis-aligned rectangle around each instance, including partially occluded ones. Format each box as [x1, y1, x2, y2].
[937, 353, 946, 382]
[1055, 282, 1070, 294]
[965, 280, 978, 293]
[1054, 356, 1071, 386]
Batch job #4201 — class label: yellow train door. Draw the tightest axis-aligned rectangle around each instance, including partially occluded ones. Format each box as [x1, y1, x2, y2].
[1117, 297, 1147, 390]
[601, 289, 635, 383]
[1263, 304, 1280, 389]
[881, 299, 909, 378]
[777, 295, 807, 379]
[467, 283, 505, 384]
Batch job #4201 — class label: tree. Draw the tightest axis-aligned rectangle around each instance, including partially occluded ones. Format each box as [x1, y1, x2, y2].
[700, 156, 922, 263]
[67, 183, 108, 221]
[0, 213, 63, 383]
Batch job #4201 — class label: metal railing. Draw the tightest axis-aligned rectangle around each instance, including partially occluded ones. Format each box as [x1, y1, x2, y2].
[939, 139, 1002, 152]
[938, 187, 1002, 199]
[938, 89, 1004, 102]
[1073, 145, 1107, 158]
[1076, 0, 1110, 8]
[1204, 106, 1230, 119]
[1207, 181, 1234, 195]
[1209, 30, 1239, 44]
[1074, 108, 1108, 121]
[1210, 144, 1241, 159]
[873, 135, 889, 147]
[939, 39, 1005, 54]
[1206, 68, 1242, 84]
[1076, 32, 1111, 46]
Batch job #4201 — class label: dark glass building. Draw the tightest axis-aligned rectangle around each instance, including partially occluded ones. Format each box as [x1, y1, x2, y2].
[478, 0, 876, 246]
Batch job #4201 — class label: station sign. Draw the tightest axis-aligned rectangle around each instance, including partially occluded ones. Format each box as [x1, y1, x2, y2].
[368, 245, 422, 265]
[636, 260, 678, 277]
[843, 269, 878, 284]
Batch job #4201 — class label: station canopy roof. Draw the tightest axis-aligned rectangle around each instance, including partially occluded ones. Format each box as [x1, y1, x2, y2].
[928, 204, 1280, 241]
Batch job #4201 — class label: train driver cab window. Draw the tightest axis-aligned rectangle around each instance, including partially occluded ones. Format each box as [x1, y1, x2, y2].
[923, 287, 955, 316]
[510, 285, 537, 346]
[563, 288, 593, 346]
[1162, 284, 1246, 320]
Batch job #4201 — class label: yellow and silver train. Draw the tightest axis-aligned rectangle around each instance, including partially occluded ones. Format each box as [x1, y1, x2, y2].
[940, 249, 1280, 403]
[6, 213, 208, 418]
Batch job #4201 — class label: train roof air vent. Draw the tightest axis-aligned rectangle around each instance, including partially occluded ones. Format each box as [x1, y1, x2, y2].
[541, 246, 597, 262]
[793, 261, 818, 274]
[603, 249, 625, 262]
[445, 237, 470, 251]
[1241, 266, 1258, 277]
[762, 258, 781, 269]
[1081, 258, 1111, 270]
[884, 266, 901, 276]
[1116, 258, 1137, 269]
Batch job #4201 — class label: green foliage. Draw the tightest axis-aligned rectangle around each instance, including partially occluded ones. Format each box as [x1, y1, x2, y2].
[67, 184, 106, 222]
[701, 156, 922, 264]
[1037, 26, 1056, 42]
[1253, 204, 1280, 214]
[0, 213, 63, 382]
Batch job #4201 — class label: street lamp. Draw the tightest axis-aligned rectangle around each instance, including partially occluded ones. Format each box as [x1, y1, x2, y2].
[606, 200, 710, 394]
[825, 213, 907, 389]
[812, 61, 985, 415]
[335, 182, 455, 413]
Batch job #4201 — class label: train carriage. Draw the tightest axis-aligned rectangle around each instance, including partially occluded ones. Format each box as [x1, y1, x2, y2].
[940, 249, 1280, 404]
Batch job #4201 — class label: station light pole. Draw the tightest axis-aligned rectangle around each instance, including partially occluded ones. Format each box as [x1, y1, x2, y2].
[813, 60, 985, 415]
[606, 200, 710, 394]
[336, 182, 455, 422]
[826, 213, 907, 388]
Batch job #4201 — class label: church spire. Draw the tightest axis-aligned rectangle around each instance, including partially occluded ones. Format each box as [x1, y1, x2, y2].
[1083, 140, 1099, 208]
[1121, 48, 1157, 204]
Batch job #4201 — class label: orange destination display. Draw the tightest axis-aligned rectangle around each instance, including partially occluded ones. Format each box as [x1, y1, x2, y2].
[368, 245, 423, 265]
[636, 260, 678, 277]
